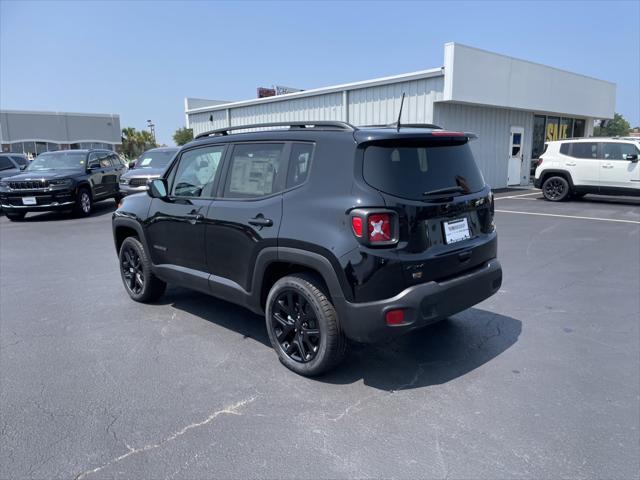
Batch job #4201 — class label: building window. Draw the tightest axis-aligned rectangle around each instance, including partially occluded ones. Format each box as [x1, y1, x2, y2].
[532, 115, 546, 159]
[560, 118, 573, 139]
[545, 117, 560, 141]
[573, 119, 585, 138]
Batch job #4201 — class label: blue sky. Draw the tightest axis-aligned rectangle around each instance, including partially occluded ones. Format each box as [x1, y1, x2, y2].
[1, 0, 638, 145]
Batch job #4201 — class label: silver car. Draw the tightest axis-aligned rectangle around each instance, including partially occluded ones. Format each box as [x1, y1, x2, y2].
[119, 147, 179, 195]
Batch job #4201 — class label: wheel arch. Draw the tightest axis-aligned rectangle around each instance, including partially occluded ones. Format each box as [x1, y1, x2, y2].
[539, 169, 575, 189]
[113, 217, 147, 254]
[252, 247, 349, 312]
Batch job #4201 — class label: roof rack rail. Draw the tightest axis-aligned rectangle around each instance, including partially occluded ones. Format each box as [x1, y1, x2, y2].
[194, 121, 357, 139]
[361, 123, 443, 130]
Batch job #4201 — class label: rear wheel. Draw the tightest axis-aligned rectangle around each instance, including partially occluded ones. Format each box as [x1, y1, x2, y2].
[542, 176, 570, 201]
[73, 188, 92, 216]
[5, 212, 26, 221]
[266, 273, 346, 376]
[119, 236, 166, 302]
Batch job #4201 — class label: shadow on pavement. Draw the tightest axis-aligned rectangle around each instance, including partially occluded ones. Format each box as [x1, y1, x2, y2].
[322, 308, 521, 390]
[164, 286, 521, 391]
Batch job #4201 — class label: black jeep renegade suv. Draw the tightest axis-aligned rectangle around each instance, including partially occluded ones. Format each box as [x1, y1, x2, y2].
[112, 122, 502, 376]
[0, 149, 124, 220]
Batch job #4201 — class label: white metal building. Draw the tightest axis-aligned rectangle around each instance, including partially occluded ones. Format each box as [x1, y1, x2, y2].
[185, 43, 616, 188]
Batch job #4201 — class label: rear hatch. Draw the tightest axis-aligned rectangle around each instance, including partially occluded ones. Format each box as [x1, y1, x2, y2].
[355, 133, 496, 289]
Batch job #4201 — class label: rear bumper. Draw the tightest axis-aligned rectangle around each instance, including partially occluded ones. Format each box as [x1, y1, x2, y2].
[337, 259, 502, 342]
[533, 177, 542, 188]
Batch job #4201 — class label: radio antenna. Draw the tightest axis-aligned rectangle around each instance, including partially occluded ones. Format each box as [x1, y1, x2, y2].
[396, 93, 406, 132]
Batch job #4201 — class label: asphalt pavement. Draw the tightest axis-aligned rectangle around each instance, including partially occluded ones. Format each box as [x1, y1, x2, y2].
[1, 191, 639, 479]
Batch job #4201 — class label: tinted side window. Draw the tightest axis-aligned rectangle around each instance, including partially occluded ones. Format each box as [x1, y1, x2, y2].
[11, 156, 27, 166]
[99, 153, 111, 168]
[570, 142, 598, 159]
[287, 143, 314, 188]
[172, 145, 224, 198]
[603, 142, 639, 160]
[559, 143, 570, 155]
[0, 156, 14, 171]
[87, 153, 100, 168]
[224, 143, 285, 198]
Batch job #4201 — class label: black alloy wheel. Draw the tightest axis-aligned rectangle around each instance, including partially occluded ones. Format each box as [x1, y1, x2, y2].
[121, 244, 145, 295]
[271, 290, 321, 363]
[542, 176, 569, 201]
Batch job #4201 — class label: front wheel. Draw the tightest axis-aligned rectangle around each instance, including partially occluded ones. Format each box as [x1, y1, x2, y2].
[265, 273, 346, 376]
[119, 236, 166, 302]
[542, 176, 570, 201]
[73, 188, 92, 216]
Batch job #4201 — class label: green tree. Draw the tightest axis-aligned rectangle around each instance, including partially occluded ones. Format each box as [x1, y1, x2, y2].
[121, 127, 157, 159]
[121, 127, 138, 159]
[173, 127, 193, 146]
[593, 113, 631, 137]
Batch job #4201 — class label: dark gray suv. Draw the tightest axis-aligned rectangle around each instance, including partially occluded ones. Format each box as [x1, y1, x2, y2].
[119, 147, 178, 196]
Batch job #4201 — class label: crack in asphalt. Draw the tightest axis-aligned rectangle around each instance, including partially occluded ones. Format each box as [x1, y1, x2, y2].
[73, 396, 257, 480]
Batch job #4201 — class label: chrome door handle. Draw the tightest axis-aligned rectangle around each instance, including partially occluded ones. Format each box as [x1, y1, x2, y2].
[565, 162, 576, 166]
[601, 164, 614, 169]
[249, 214, 273, 227]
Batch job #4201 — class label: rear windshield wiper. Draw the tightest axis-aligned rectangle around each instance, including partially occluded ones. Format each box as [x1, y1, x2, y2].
[422, 186, 466, 197]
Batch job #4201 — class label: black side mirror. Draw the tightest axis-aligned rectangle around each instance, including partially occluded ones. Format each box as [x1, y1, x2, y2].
[128, 161, 136, 169]
[148, 179, 168, 199]
[624, 154, 638, 162]
[19, 164, 27, 170]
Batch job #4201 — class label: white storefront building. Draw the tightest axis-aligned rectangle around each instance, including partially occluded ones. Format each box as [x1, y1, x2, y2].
[185, 43, 616, 188]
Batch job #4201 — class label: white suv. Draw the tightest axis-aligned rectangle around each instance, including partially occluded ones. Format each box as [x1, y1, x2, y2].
[534, 138, 640, 201]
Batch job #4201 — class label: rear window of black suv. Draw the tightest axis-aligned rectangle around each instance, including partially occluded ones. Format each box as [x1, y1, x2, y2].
[363, 141, 485, 200]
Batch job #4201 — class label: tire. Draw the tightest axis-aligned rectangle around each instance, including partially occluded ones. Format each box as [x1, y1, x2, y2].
[542, 176, 570, 201]
[265, 273, 347, 376]
[73, 188, 92, 216]
[118, 236, 166, 302]
[5, 212, 26, 221]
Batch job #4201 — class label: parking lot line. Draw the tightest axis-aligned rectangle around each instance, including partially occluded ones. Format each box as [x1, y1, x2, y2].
[495, 209, 640, 224]
[495, 191, 541, 199]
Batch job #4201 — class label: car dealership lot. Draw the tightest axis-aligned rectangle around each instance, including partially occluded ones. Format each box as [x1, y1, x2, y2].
[1, 192, 638, 479]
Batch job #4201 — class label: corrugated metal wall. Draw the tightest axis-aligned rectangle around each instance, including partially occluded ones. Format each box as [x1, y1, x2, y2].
[349, 76, 443, 125]
[190, 110, 227, 135]
[434, 103, 534, 187]
[187, 75, 444, 136]
[230, 93, 343, 127]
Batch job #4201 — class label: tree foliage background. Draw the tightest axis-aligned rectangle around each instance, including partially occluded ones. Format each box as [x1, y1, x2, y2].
[593, 113, 631, 137]
[173, 127, 194, 146]
[121, 127, 157, 159]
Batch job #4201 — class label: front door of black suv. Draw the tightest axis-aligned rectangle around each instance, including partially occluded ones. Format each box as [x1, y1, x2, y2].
[205, 142, 287, 291]
[145, 145, 225, 273]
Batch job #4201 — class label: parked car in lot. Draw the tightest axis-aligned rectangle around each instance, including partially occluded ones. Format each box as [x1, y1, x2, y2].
[112, 122, 502, 376]
[0, 149, 124, 221]
[0, 153, 29, 179]
[119, 147, 179, 196]
[534, 137, 640, 201]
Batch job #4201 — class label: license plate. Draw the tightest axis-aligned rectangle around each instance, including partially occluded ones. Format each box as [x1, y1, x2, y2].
[22, 196, 37, 205]
[443, 217, 471, 244]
